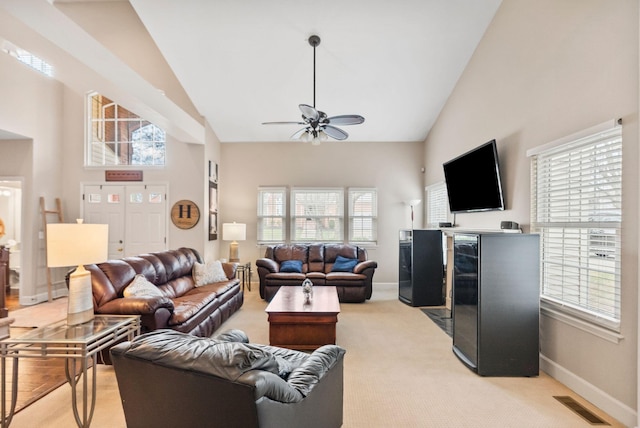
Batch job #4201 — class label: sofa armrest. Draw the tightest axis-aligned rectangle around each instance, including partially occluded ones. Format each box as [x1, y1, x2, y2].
[96, 296, 174, 316]
[222, 262, 238, 280]
[286, 345, 346, 397]
[256, 258, 279, 273]
[353, 260, 377, 274]
[236, 370, 304, 403]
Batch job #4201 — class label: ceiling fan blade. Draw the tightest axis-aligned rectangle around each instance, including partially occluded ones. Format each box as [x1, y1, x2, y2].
[323, 125, 349, 141]
[291, 127, 309, 139]
[327, 115, 365, 126]
[262, 121, 306, 125]
[299, 104, 319, 121]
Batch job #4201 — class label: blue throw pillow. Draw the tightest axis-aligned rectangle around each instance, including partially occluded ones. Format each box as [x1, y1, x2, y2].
[331, 255, 358, 272]
[280, 260, 303, 273]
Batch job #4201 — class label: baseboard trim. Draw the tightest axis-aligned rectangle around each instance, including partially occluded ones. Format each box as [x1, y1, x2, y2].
[19, 285, 68, 306]
[540, 354, 636, 427]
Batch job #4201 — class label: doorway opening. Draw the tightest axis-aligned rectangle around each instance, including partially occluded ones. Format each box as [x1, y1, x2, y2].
[0, 179, 23, 308]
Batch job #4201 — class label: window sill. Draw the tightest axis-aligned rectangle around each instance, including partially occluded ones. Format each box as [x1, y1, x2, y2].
[540, 301, 623, 344]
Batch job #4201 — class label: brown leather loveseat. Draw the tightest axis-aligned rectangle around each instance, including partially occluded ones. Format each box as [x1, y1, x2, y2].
[86, 247, 243, 337]
[256, 243, 377, 303]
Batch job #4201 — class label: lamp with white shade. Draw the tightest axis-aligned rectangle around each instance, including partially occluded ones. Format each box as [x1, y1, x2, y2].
[46, 220, 108, 325]
[222, 222, 246, 263]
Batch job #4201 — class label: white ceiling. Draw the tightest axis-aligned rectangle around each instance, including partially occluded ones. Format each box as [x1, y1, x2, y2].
[1, 0, 502, 144]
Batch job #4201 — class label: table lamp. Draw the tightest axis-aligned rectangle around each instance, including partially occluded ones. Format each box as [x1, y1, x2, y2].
[46, 220, 108, 325]
[222, 222, 246, 263]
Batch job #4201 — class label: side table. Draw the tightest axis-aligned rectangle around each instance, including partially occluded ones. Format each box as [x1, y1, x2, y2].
[236, 262, 252, 292]
[0, 315, 140, 428]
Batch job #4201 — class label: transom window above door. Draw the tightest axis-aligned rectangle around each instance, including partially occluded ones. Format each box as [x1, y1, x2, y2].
[86, 92, 166, 167]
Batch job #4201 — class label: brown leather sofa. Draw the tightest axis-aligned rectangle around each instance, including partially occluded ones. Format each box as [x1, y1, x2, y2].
[256, 243, 377, 303]
[110, 329, 345, 428]
[86, 247, 243, 337]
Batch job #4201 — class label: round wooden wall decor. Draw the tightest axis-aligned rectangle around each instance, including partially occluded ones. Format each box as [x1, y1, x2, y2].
[170, 200, 200, 229]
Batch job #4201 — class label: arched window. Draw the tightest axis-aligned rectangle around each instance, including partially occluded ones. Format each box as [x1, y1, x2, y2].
[86, 92, 166, 166]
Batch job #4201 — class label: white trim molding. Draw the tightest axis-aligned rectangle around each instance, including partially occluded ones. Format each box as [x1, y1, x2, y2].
[541, 355, 636, 427]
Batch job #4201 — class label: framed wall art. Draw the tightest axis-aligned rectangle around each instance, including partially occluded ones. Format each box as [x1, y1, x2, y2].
[209, 169, 218, 240]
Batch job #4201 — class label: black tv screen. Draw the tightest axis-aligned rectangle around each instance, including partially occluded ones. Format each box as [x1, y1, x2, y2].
[443, 139, 505, 213]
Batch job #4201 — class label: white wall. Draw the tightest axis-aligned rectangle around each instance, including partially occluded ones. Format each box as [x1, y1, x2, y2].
[423, 0, 638, 425]
[220, 140, 425, 284]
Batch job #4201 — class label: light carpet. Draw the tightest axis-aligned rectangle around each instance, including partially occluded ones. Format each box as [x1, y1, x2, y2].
[7, 284, 624, 427]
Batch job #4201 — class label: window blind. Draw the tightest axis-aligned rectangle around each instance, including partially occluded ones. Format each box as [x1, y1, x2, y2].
[348, 188, 377, 244]
[291, 188, 343, 242]
[257, 187, 286, 243]
[530, 123, 622, 327]
[426, 182, 449, 228]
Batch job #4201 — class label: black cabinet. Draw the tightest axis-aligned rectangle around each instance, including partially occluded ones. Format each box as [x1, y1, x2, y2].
[398, 229, 444, 306]
[452, 232, 539, 376]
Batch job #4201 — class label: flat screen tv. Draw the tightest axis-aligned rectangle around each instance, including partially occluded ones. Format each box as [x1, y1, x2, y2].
[442, 139, 505, 214]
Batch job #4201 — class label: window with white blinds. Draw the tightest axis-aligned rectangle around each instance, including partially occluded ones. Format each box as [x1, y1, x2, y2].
[291, 188, 344, 242]
[426, 182, 449, 228]
[257, 187, 286, 243]
[529, 121, 622, 329]
[348, 188, 377, 244]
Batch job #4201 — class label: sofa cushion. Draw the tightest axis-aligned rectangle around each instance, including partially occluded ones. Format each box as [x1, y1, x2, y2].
[280, 260, 303, 273]
[331, 255, 358, 272]
[193, 260, 228, 286]
[123, 274, 164, 298]
[169, 291, 220, 326]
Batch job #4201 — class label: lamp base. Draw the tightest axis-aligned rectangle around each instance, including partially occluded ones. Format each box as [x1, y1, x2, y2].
[229, 241, 239, 263]
[67, 265, 95, 326]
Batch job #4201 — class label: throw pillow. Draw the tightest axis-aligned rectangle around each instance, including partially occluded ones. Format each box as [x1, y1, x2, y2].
[331, 255, 358, 272]
[123, 274, 163, 298]
[280, 260, 303, 273]
[193, 260, 228, 287]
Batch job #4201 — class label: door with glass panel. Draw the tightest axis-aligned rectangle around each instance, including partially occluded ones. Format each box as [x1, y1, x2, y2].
[83, 184, 167, 259]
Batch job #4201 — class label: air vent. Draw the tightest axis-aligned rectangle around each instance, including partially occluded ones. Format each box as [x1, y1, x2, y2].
[554, 396, 610, 425]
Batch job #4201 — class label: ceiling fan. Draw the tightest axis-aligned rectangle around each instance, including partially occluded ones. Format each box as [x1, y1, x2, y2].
[262, 35, 365, 145]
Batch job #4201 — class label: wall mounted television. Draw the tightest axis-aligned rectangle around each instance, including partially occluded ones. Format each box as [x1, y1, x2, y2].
[442, 139, 505, 214]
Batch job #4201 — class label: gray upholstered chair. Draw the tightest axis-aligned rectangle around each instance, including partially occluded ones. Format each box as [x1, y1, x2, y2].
[110, 329, 345, 428]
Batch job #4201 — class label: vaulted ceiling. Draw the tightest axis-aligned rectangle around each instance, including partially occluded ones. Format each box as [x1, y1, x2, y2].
[0, 0, 502, 143]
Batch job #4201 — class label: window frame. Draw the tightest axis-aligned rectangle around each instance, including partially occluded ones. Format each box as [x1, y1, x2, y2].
[348, 188, 378, 245]
[290, 187, 344, 243]
[85, 92, 166, 167]
[425, 181, 450, 228]
[257, 187, 287, 244]
[257, 186, 378, 245]
[528, 119, 622, 334]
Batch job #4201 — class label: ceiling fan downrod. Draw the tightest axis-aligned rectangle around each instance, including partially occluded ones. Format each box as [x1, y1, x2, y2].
[308, 35, 320, 109]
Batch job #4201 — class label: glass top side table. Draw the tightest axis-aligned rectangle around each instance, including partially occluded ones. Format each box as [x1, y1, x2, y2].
[0, 314, 140, 427]
[236, 262, 252, 292]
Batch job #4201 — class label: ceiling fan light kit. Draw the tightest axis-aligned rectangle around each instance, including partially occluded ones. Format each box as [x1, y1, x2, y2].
[262, 35, 364, 144]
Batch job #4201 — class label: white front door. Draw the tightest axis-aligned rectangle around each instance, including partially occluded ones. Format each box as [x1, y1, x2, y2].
[125, 185, 166, 256]
[83, 184, 167, 259]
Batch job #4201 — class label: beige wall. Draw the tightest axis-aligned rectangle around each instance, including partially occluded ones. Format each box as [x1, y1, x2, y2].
[0, 50, 64, 304]
[220, 140, 425, 284]
[423, 0, 638, 424]
[60, 87, 214, 260]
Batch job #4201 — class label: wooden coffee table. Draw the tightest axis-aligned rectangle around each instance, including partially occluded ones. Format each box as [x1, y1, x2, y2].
[265, 286, 340, 351]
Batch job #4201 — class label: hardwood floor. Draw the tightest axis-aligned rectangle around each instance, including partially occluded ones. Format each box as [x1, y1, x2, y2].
[6, 287, 22, 311]
[4, 289, 67, 414]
